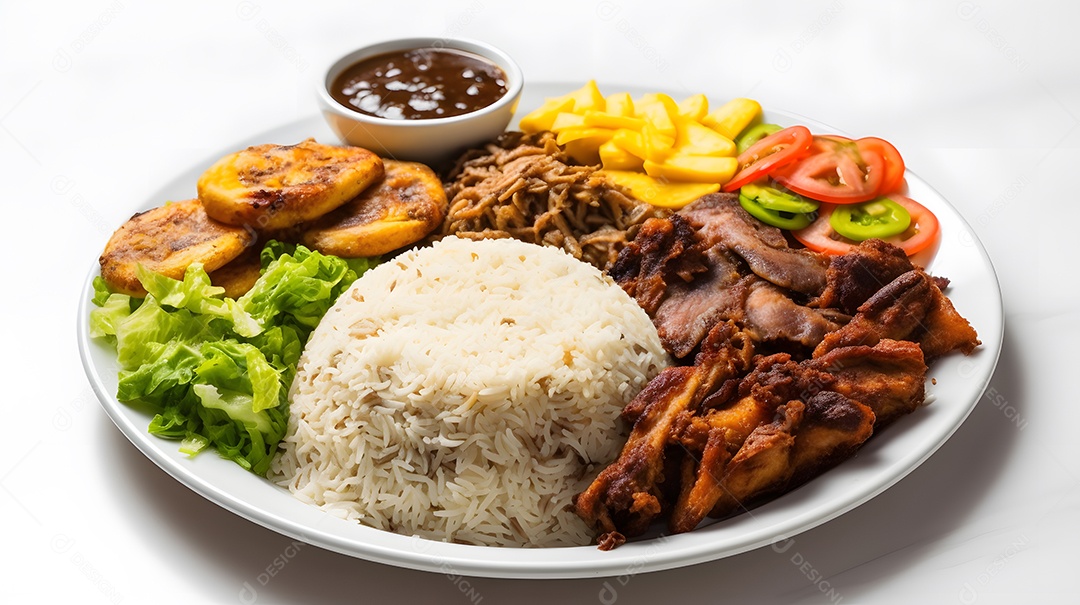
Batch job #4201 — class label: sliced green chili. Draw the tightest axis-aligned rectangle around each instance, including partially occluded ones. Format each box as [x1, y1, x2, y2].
[739, 194, 815, 230]
[828, 197, 912, 241]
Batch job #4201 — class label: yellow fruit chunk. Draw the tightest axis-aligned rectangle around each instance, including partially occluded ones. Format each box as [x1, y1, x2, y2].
[556, 127, 615, 165]
[642, 123, 676, 161]
[550, 111, 588, 131]
[673, 117, 737, 157]
[612, 128, 648, 159]
[568, 79, 607, 112]
[635, 93, 679, 139]
[600, 140, 644, 171]
[518, 97, 574, 133]
[555, 126, 616, 146]
[605, 92, 635, 117]
[600, 170, 720, 209]
[643, 155, 738, 183]
[519, 82, 759, 207]
[678, 93, 709, 121]
[703, 97, 762, 140]
[583, 110, 646, 131]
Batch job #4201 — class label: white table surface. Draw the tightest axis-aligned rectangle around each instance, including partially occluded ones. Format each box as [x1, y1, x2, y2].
[3, 1, 1075, 602]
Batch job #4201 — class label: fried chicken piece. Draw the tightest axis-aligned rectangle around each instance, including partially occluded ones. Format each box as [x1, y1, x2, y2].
[705, 400, 803, 522]
[814, 270, 980, 361]
[810, 339, 926, 428]
[814, 238, 915, 314]
[786, 391, 876, 486]
[99, 198, 254, 297]
[607, 213, 707, 315]
[574, 322, 753, 548]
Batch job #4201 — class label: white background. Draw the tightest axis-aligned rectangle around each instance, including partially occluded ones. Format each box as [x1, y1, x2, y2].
[2, 0, 1075, 603]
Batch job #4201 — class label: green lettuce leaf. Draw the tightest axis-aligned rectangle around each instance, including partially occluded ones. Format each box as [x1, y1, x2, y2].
[90, 242, 375, 475]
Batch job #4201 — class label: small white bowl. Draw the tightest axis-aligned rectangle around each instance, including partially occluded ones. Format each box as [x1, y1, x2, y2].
[317, 37, 523, 165]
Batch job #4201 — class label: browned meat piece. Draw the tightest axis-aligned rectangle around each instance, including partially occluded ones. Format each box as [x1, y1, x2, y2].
[787, 391, 876, 486]
[574, 322, 754, 547]
[814, 270, 980, 362]
[607, 213, 708, 315]
[680, 193, 830, 296]
[814, 238, 915, 314]
[810, 339, 926, 428]
[611, 203, 844, 358]
[743, 282, 847, 347]
[583, 339, 915, 543]
[651, 247, 754, 358]
[705, 400, 803, 521]
[670, 425, 731, 534]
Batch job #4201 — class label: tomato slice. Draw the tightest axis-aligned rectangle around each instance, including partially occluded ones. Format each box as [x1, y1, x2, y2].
[791, 195, 940, 256]
[858, 136, 906, 194]
[721, 125, 812, 192]
[773, 136, 885, 203]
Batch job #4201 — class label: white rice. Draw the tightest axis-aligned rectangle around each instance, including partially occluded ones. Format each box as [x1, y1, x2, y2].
[271, 236, 669, 547]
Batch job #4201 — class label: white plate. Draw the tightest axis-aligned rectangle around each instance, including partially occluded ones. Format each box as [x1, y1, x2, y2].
[78, 83, 1004, 579]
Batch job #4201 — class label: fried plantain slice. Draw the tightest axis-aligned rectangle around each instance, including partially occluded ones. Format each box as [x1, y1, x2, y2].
[208, 245, 262, 299]
[301, 159, 448, 257]
[99, 198, 254, 297]
[197, 139, 384, 231]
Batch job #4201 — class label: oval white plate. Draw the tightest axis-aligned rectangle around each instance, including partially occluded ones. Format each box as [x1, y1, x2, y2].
[78, 83, 1003, 579]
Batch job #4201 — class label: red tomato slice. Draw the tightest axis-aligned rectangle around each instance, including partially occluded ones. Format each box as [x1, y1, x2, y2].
[773, 136, 885, 203]
[858, 136, 906, 194]
[791, 195, 940, 256]
[721, 125, 812, 192]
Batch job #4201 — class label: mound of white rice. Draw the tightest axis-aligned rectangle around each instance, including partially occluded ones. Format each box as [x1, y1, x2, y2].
[271, 236, 669, 547]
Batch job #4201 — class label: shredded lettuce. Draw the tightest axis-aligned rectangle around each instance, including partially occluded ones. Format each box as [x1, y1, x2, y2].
[90, 242, 376, 475]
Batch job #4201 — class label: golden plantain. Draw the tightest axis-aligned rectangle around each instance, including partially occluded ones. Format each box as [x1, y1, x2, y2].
[197, 139, 383, 231]
[99, 198, 254, 297]
[302, 160, 448, 257]
[209, 245, 263, 299]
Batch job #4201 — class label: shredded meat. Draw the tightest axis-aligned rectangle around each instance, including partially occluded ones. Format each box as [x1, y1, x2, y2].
[438, 131, 665, 270]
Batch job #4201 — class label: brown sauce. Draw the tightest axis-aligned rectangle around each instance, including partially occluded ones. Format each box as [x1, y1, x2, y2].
[330, 48, 509, 120]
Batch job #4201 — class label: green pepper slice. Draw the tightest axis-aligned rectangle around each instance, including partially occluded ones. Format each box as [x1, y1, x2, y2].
[740, 182, 820, 214]
[828, 197, 912, 241]
[735, 123, 783, 154]
[739, 194, 815, 230]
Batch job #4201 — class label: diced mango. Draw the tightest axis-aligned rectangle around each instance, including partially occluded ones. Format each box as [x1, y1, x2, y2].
[549, 111, 589, 131]
[555, 126, 615, 144]
[556, 127, 615, 165]
[605, 92, 635, 117]
[518, 97, 574, 133]
[642, 123, 676, 161]
[673, 117, 737, 157]
[635, 93, 679, 139]
[677, 93, 709, 121]
[567, 80, 606, 112]
[600, 170, 721, 209]
[520, 82, 758, 208]
[611, 128, 648, 159]
[703, 97, 762, 140]
[584, 110, 646, 131]
[600, 139, 645, 171]
[643, 154, 738, 183]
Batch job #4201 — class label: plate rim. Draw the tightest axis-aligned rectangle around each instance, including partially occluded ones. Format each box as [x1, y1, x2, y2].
[77, 82, 1005, 579]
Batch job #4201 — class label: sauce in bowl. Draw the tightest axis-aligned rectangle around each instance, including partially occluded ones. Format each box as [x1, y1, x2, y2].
[330, 47, 509, 121]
